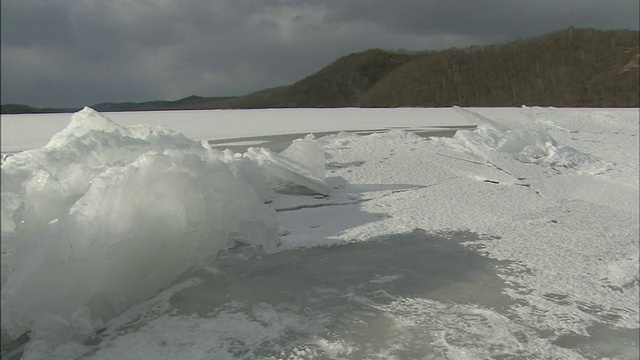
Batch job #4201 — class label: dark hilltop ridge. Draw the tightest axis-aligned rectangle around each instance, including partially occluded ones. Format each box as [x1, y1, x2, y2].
[3, 27, 638, 114]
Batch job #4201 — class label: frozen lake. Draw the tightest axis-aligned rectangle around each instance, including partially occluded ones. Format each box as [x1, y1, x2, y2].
[1, 107, 638, 359]
[0, 107, 476, 153]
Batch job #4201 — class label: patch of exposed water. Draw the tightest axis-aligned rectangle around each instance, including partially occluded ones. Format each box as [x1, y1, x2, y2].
[171, 229, 514, 314]
[162, 229, 521, 358]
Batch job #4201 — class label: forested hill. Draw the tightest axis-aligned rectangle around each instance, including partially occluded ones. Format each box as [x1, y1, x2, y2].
[3, 27, 638, 114]
[236, 28, 639, 108]
[360, 28, 639, 108]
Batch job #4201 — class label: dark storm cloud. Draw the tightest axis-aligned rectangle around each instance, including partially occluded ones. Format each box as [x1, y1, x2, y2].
[1, 1, 75, 47]
[1, 0, 638, 108]
[319, 0, 639, 39]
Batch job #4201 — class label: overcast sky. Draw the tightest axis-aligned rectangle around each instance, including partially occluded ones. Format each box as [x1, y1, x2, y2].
[2, 0, 638, 108]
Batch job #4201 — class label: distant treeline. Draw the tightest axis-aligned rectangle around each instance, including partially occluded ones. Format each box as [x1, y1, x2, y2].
[0, 96, 238, 114]
[3, 27, 638, 114]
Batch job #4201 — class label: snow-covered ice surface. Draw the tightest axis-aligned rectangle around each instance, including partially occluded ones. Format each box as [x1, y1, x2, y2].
[0, 108, 472, 153]
[1, 107, 638, 359]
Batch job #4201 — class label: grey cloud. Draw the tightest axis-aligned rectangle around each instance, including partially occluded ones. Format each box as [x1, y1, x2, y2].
[1, 0, 638, 107]
[1, 1, 75, 46]
[320, 0, 639, 38]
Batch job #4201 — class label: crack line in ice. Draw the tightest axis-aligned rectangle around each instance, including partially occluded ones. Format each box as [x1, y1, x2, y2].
[376, 130, 549, 201]
[275, 200, 368, 212]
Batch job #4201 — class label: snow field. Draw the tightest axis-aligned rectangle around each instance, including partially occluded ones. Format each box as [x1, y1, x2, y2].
[1, 106, 638, 359]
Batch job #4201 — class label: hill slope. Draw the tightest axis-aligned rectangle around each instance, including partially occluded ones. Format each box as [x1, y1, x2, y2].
[3, 28, 638, 113]
[230, 48, 415, 108]
[240, 28, 638, 108]
[360, 28, 639, 107]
